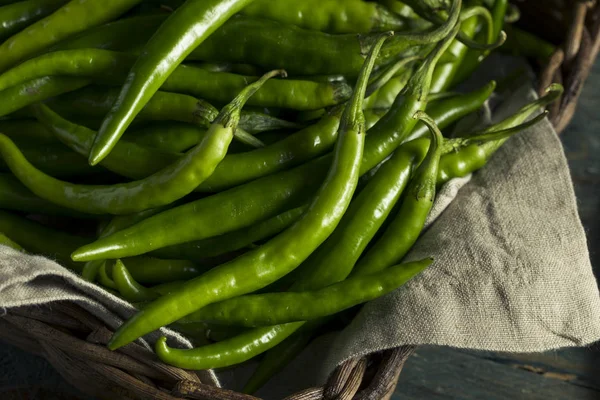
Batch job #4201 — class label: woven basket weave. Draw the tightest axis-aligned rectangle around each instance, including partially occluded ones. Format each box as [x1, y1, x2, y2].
[2, 2, 599, 399]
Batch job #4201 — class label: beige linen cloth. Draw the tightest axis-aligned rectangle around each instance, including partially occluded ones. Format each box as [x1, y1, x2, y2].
[1, 79, 599, 396]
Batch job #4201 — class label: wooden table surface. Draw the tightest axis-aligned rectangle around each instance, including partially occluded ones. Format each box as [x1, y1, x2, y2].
[1, 62, 599, 399]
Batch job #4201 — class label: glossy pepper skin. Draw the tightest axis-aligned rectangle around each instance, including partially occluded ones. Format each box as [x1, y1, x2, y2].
[113, 259, 162, 302]
[47, 85, 289, 147]
[184, 258, 433, 327]
[35, 101, 339, 191]
[88, 0, 459, 165]
[153, 206, 308, 261]
[0, 0, 68, 41]
[430, 5, 493, 92]
[0, 0, 142, 73]
[240, 0, 407, 33]
[128, 122, 207, 153]
[88, 0, 258, 166]
[156, 323, 305, 370]
[0, 173, 91, 218]
[107, 33, 389, 353]
[0, 48, 352, 111]
[70, 82, 493, 261]
[438, 84, 563, 184]
[8, 71, 282, 215]
[0, 143, 102, 178]
[188, 2, 459, 77]
[48, 10, 457, 72]
[33, 104, 181, 180]
[360, 22, 460, 173]
[352, 111, 445, 276]
[0, 76, 89, 118]
[72, 156, 330, 260]
[450, 0, 508, 87]
[241, 86, 548, 394]
[50, 14, 165, 52]
[292, 139, 430, 290]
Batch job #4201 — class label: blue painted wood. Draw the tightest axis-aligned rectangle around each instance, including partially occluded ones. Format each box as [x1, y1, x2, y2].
[393, 346, 599, 400]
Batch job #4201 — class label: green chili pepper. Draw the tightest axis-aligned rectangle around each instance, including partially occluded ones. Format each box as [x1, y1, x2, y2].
[170, 320, 243, 344]
[86, 0, 459, 165]
[0, 48, 351, 111]
[32, 104, 182, 180]
[50, 14, 165, 52]
[205, 125, 453, 386]
[229, 88, 545, 394]
[0, 76, 89, 118]
[153, 206, 308, 260]
[402, 0, 504, 51]
[81, 259, 105, 282]
[438, 85, 563, 184]
[0, 119, 57, 145]
[155, 322, 304, 370]
[99, 205, 179, 239]
[113, 259, 161, 302]
[0, 210, 88, 271]
[405, 80, 495, 142]
[44, 85, 264, 148]
[106, 32, 389, 352]
[72, 156, 329, 260]
[48, 10, 458, 68]
[151, 280, 187, 296]
[186, 2, 460, 76]
[240, 0, 407, 33]
[184, 258, 432, 327]
[450, 0, 508, 86]
[163, 65, 351, 111]
[200, 109, 342, 192]
[292, 138, 430, 290]
[352, 111, 444, 276]
[35, 100, 339, 192]
[87, 0, 260, 166]
[0, 0, 68, 41]
[0, 0, 143, 73]
[0, 232, 24, 251]
[0, 173, 91, 217]
[364, 68, 414, 110]
[122, 256, 204, 285]
[361, 22, 459, 173]
[430, 5, 493, 92]
[7, 71, 282, 215]
[0, 143, 103, 178]
[128, 122, 206, 153]
[113, 260, 189, 302]
[71, 81, 493, 262]
[98, 262, 117, 290]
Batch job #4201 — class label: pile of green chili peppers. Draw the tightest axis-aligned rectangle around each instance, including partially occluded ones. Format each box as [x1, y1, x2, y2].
[0, 0, 563, 393]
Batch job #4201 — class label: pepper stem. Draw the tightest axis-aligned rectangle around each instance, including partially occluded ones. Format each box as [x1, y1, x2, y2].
[341, 32, 393, 133]
[459, 111, 548, 147]
[214, 69, 287, 129]
[414, 110, 444, 155]
[404, 22, 461, 98]
[375, 0, 461, 65]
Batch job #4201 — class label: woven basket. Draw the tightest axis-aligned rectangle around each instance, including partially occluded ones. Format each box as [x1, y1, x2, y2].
[2, 2, 599, 399]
